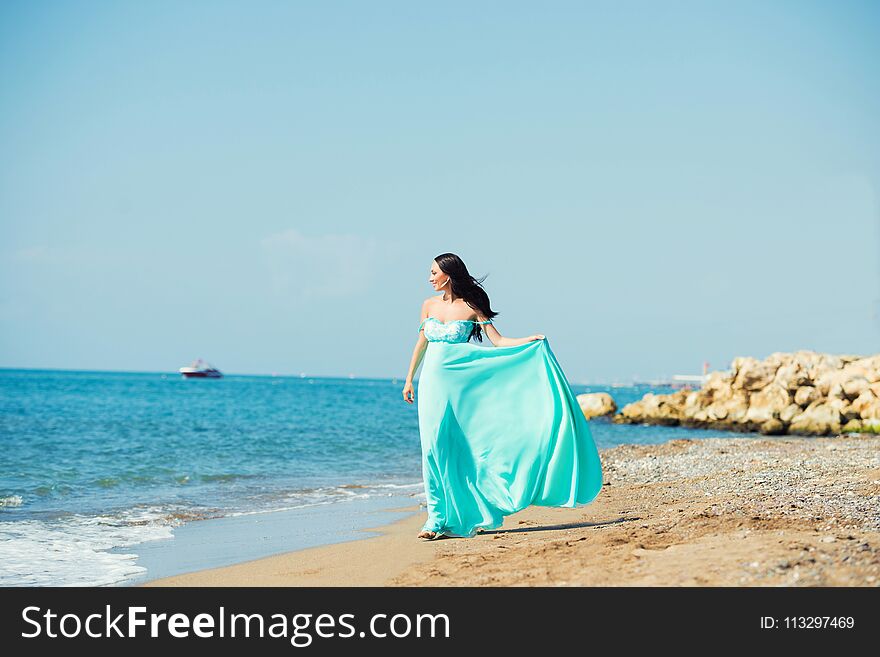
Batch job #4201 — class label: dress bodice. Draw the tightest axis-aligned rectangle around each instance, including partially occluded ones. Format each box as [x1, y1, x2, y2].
[419, 317, 493, 344]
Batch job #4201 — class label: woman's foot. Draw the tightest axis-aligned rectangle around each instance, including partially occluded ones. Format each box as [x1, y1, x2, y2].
[417, 530, 438, 540]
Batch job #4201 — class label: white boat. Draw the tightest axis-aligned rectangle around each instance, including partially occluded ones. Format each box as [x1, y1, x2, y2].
[179, 358, 223, 378]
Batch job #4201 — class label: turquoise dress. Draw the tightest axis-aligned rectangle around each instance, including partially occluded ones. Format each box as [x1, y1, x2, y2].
[416, 316, 604, 538]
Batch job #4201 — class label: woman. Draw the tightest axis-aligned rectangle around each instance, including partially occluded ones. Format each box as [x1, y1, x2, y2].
[402, 253, 604, 540]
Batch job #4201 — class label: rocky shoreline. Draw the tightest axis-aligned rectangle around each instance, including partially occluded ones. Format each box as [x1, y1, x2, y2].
[581, 351, 880, 436]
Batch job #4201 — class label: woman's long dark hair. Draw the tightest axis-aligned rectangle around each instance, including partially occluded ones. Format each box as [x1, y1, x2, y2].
[434, 253, 498, 343]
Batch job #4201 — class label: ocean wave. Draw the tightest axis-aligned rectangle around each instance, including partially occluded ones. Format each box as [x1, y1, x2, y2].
[0, 480, 424, 586]
[0, 503, 216, 587]
[338, 482, 423, 490]
[225, 480, 424, 517]
[0, 495, 23, 508]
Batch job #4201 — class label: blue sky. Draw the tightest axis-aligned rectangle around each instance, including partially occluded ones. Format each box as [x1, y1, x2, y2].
[1, 0, 878, 383]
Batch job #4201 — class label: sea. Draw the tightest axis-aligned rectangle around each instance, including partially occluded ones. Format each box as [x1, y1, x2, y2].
[0, 368, 755, 587]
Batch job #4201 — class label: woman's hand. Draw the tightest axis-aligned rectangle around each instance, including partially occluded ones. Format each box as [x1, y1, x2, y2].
[402, 381, 415, 404]
[529, 334, 546, 341]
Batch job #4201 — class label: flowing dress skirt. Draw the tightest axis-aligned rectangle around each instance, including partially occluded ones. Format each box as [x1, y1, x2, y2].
[417, 338, 603, 537]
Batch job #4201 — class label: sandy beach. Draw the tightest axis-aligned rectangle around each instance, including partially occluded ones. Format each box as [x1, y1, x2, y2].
[140, 434, 880, 587]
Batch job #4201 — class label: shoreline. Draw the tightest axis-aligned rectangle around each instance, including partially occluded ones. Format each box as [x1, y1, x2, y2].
[128, 494, 424, 587]
[138, 503, 432, 587]
[140, 434, 880, 587]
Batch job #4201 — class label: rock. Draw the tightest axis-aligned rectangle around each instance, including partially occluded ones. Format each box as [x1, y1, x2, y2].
[826, 396, 850, 414]
[840, 402, 861, 421]
[620, 397, 648, 420]
[577, 392, 617, 419]
[862, 419, 880, 433]
[611, 350, 879, 436]
[617, 390, 688, 426]
[779, 403, 802, 424]
[847, 390, 878, 419]
[789, 401, 842, 435]
[773, 362, 811, 391]
[705, 403, 729, 421]
[842, 377, 870, 400]
[721, 392, 750, 424]
[732, 357, 779, 391]
[794, 385, 819, 407]
[759, 419, 785, 435]
[684, 390, 704, 414]
[703, 370, 729, 391]
[842, 419, 863, 433]
[745, 383, 791, 424]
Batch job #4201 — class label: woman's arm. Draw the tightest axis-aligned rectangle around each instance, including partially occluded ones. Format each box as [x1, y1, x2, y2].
[405, 301, 431, 383]
[405, 336, 428, 383]
[476, 312, 544, 347]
